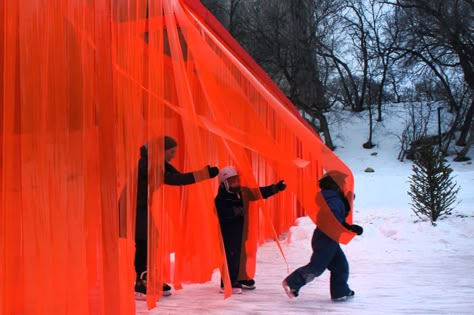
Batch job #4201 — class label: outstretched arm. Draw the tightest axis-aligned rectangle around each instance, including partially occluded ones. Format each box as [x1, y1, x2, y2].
[164, 162, 195, 185]
[247, 180, 286, 200]
[164, 163, 218, 186]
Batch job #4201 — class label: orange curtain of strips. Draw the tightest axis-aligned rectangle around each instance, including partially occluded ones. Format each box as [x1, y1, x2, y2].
[1, 0, 356, 313]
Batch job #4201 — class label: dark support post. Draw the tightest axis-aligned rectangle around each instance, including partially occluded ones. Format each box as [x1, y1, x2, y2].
[437, 107, 443, 150]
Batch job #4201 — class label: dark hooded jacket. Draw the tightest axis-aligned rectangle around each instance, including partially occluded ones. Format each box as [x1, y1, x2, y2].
[214, 183, 278, 248]
[312, 189, 347, 248]
[214, 184, 277, 223]
[135, 145, 197, 240]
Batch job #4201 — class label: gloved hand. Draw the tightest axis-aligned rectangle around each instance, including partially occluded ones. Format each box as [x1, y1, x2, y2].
[207, 165, 219, 178]
[342, 222, 363, 235]
[276, 180, 287, 191]
[349, 224, 363, 235]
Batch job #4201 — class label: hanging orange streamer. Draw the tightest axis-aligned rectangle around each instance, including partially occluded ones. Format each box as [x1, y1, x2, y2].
[1, 0, 355, 313]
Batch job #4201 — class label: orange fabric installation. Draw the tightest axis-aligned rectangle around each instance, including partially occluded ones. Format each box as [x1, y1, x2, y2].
[0, 0, 356, 314]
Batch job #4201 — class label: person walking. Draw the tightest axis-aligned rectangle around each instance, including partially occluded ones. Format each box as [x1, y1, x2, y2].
[282, 172, 363, 301]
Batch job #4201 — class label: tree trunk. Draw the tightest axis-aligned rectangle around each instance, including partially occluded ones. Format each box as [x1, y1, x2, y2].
[363, 102, 375, 149]
[316, 111, 335, 150]
[377, 68, 387, 121]
[456, 97, 474, 146]
[454, 119, 474, 161]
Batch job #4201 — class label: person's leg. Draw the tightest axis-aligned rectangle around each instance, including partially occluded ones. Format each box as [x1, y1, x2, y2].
[135, 238, 172, 296]
[283, 244, 337, 297]
[134, 239, 147, 298]
[236, 227, 256, 290]
[135, 239, 147, 281]
[224, 236, 242, 285]
[220, 222, 243, 293]
[327, 245, 352, 300]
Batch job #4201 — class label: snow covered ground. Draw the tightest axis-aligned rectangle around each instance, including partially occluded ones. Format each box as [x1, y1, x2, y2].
[137, 105, 474, 314]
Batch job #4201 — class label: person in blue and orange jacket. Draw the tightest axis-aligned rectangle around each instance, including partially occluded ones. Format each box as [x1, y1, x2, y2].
[282, 171, 363, 301]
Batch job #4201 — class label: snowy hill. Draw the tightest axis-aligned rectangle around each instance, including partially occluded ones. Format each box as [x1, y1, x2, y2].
[137, 105, 474, 315]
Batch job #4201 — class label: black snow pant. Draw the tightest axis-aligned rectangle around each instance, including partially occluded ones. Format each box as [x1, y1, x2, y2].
[220, 218, 244, 287]
[284, 239, 350, 299]
[135, 239, 147, 282]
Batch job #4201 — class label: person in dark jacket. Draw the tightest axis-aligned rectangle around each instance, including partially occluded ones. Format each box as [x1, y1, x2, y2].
[215, 166, 286, 294]
[134, 135, 219, 300]
[282, 172, 363, 301]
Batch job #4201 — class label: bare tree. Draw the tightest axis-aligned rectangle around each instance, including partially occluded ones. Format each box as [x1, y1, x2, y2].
[397, 102, 433, 161]
[366, 0, 400, 122]
[316, 0, 368, 113]
[217, 0, 344, 149]
[203, 0, 474, 157]
[200, 0, 245, 39]
[342, 0, 371, 112]
[386, 0, 474, 152]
